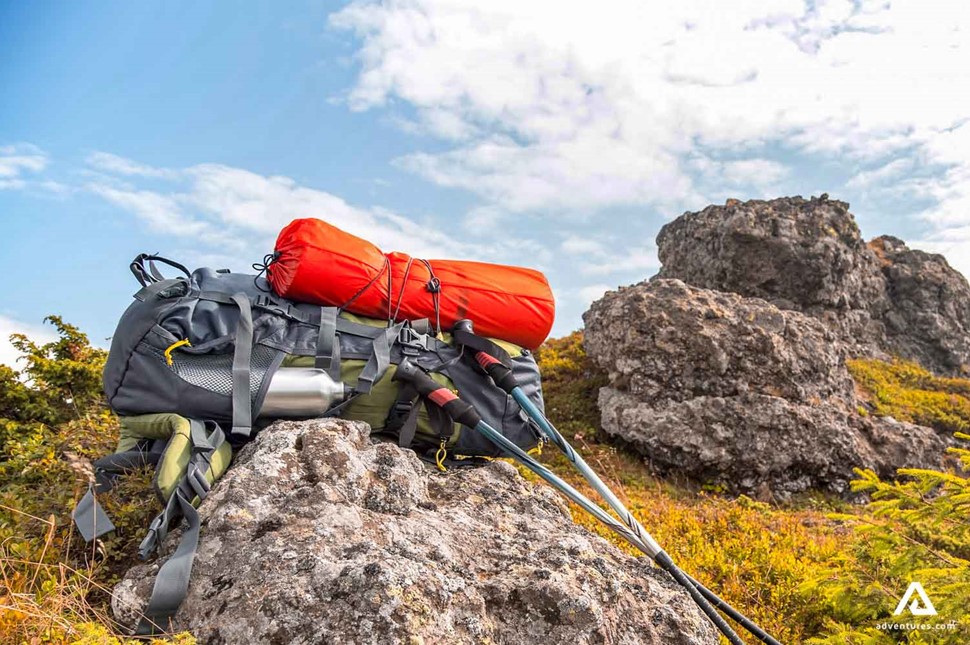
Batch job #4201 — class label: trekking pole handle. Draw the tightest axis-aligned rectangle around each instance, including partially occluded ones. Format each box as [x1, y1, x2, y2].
[453, 319, 518, 393]
[394, 359, 483, 428]
[474, 352, 518, 393]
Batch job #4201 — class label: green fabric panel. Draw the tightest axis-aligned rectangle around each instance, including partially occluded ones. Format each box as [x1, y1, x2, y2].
[117, 413, 189, 452]
[336, 311, 525, 358]
[153, 420, 234, 504]
[341, 361, 460, 446]
[281, 354, 460, 446]
[154, 423, 192, 502]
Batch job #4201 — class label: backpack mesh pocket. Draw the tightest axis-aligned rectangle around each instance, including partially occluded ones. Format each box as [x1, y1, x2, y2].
[146, 344, 278, 400]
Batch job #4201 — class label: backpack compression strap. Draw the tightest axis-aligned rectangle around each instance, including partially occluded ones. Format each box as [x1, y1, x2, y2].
[229, 293, 254, 438]
[72, 441, 167, 542]
[136, 419, 228, 636]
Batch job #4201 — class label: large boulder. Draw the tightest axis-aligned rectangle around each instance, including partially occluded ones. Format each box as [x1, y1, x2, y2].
[870, 235, 970, 375]
[655, 196, 970, 375]
[656, 195, 887, 314]
[113, 418, 716, 645]
[584, 279, 948, 496]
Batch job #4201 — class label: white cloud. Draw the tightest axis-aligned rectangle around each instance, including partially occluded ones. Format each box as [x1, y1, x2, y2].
[0, 143, 48, 188]
[561, 235, 607, 257]
[332, 0, 970, 221]
[85, 153, 478, 262]
[88, 184, 211, 235]
[559, 233, 659, 277]
[0, 315, 58, 369]
[846, 158, 915, 190]
[580, 243, 659, 277]
[577, 283, 614, 305]
[86, 151, 178, 178]
[720, 159, 790, 187]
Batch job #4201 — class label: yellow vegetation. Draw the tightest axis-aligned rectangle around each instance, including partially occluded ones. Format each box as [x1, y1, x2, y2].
[847, 357, 970, 433]
[534, 335, 970, 644]
[4, 322, 970, 644]
[0, 319, 191, 644]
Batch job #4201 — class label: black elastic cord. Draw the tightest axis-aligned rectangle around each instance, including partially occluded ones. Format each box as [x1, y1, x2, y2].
[417, 258, 442, 334]
[251, 252, 279, 293]
[339, 255, 391, 313]
[391, 256, 415, 322]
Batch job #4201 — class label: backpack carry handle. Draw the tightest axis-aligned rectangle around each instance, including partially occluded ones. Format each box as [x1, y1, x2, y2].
[393, 359, 482, 429]
[130, 253, 192, 287]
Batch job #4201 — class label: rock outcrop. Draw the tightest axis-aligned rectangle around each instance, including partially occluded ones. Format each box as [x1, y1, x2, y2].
[585, 279, 947, 496]
[870, 235, 970, 376]
[655, 195, 970, 375]
[113, 418, 716, 645]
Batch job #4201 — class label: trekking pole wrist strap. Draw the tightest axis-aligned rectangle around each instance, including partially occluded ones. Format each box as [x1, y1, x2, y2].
[394, 360, 482, 428]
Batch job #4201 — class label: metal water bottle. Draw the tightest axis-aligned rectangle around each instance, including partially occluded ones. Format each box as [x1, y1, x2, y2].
[258, 368, 350, 418]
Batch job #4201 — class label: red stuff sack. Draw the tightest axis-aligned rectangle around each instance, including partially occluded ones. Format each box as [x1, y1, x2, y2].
[268, 218, 556, 348]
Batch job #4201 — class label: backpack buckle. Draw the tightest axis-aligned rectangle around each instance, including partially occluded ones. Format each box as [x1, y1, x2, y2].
[254, 295, 302, 321]
[387, 400, 414, 426]
[139, 516, 165, 559]
[398, 327, 428, 355]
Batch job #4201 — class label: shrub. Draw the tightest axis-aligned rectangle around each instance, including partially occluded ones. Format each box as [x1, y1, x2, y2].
[806, 359, 970, 643]
[535, 340, 970, 644]
[0, 318, 190, 644]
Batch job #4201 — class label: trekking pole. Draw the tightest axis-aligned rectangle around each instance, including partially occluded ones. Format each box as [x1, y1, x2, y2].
[392, 359, 750, 645]
[451, 321, 782, 645]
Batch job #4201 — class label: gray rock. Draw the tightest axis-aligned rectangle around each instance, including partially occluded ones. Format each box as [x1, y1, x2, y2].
[871, 235, 970, 375]
[113, 418, 717, 645]
[656, 195, 887, 314]
[598, 389, 946, 497]
[584, 279, 948, 496]
[583, 279, 853, 406]
[655, 196, 970, 375]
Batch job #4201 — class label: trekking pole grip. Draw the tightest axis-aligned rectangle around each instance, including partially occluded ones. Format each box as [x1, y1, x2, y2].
[453, 319, 518, 393]
[394, 359, 482, 428]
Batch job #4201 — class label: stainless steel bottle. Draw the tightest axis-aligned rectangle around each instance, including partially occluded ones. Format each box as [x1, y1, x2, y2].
[258, 368, 350, 418]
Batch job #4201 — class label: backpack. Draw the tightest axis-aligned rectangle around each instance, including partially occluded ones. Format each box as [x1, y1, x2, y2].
[74, 253, 547, 634]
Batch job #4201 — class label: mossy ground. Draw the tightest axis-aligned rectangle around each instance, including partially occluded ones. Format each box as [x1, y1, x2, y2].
[2, 324, 969, 644]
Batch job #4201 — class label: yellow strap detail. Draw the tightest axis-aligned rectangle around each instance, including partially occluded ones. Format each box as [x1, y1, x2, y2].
[435, 440, 448, 472]
[163, 339, 191, 366]
[528, 440, 543, 457]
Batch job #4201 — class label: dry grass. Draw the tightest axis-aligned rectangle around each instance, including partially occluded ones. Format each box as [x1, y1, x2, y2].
[0, 505, 194, 645]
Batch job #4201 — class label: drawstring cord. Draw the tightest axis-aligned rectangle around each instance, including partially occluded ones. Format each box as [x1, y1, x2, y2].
[163, 339, 191, 366]
[252, 252, 280, 293]
[435, 439, 448, 472]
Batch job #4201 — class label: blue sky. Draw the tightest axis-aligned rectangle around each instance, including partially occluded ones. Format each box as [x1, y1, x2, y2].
[2, 0, 969, 365]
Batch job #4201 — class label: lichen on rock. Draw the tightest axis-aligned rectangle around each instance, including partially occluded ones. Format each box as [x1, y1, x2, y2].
[655, 195, 970, 375]
[584, 278, 948, 497]
[113, 418, 716, 645]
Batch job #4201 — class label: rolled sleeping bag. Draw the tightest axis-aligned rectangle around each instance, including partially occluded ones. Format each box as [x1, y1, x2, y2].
[268, 218, 556, 349]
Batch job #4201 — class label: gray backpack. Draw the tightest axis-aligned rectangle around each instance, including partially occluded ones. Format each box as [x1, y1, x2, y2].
[76, 253, 547, 634]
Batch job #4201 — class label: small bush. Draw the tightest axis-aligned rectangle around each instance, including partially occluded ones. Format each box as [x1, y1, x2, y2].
[0, 318, 189, 644]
